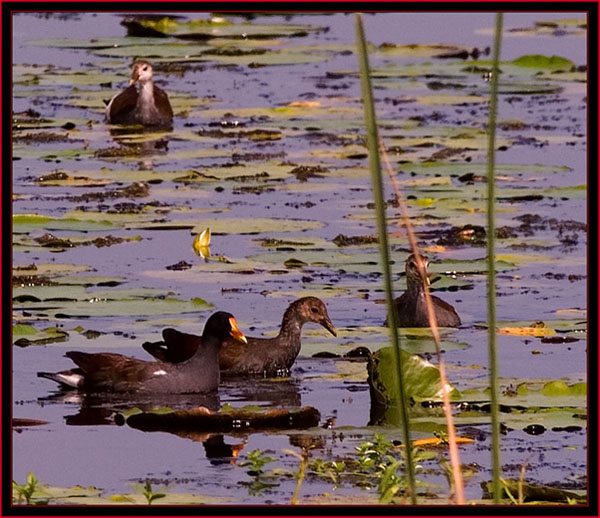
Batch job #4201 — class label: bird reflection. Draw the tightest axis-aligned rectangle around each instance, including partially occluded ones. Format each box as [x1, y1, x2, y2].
[99, 127, 171, 171]
[38, 377, 305, 465]
[38, 390, 220, 426]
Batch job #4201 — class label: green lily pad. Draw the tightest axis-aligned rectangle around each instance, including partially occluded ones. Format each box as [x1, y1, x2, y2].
[396, 161, 571, 177]
[12, 324, 38, 336]
[90, 43, 212, 60]
[13, 326, 69, 347]
[368, 346, 461, 425]
[13, 284, 214, 318]
[13, 213, 116, 233]
[512, 54, 575, 71]
[189, 217, 324, 235]
[123, 17, 327, 40]
[482, 479, 585, 504]
[13, 262, 92, 278]
[413, 94, 489, 106]
[377, 43, 478, 58]
[26, 36, 165, 49]
[13, 482, 234, 505]
[206, 49, 330, 67]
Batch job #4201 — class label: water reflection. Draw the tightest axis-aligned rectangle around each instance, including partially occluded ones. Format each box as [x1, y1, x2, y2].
[104, 127, 171, 170]
[39, 390, 220, 426]
[220, 377, 303, 408]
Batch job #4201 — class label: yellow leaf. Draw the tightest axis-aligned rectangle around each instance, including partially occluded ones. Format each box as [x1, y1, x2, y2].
[287, 101, 321, 108]
[398, 436, 474, 448]
[415, 198, 436, 207]
[498, 322, 556, 337]
[193, 227, 211, 258]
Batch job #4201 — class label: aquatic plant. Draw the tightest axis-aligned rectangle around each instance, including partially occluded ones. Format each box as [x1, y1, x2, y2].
[486, 12, 504, 504]
[12, 472, 48, 505]
[131, 479, 167, 505]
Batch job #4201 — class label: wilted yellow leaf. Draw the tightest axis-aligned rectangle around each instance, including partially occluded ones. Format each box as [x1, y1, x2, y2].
[193, 227, 211, 258]
[498, 321, 556, 337]
[287, 101, 321, 108]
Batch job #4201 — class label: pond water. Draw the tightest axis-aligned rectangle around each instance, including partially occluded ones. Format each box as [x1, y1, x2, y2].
[12, 11, 587, 506]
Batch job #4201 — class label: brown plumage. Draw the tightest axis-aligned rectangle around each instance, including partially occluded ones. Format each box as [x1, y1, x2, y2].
[105, 60, 173, 127]
[387, 254, 461, 327]
[143, 297, 337, 376]
[37, 312, 246, 393]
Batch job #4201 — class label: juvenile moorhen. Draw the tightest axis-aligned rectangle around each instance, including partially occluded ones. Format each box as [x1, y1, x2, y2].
[387, 253, 461, 327]
[143, 297, 337, 376]
[37, 312, 246, 393]
[105, 60, 173, 128]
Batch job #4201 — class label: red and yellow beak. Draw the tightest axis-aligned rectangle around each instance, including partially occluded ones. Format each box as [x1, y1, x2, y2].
[129, 70, 139, 86]
[229, 317, 248, 344]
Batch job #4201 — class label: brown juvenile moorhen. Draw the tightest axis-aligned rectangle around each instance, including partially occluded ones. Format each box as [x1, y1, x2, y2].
[37, 312, 246, 393]
[105, 60, 173, 128]
[387, 253, 461, 327]
[143, 297, 337, 376]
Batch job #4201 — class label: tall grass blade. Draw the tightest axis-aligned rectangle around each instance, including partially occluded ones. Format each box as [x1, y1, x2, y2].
[487, 12, 504, 504]
[355, 13, 417, 504]
[380, 145, 465, 504]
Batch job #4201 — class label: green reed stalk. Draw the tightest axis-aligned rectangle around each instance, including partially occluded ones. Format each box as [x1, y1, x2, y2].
[487, 12, 503, 504]
[355, 14, 417, 504]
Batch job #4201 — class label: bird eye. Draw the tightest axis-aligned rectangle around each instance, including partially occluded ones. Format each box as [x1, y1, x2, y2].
[311, 307, 319, 313]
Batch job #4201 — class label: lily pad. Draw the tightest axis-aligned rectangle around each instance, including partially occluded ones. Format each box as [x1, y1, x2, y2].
[482, 479, 585, 504]
[368, 346, 461, 425]
[13, 325, 69, 347]
[189, 217, 324, 235]
[512, 54, 575, 71]
[90, 43, 212, 60]
[377, 43, 478, 58]
[13, 285, 214, 319]
[12, 213, 115, 233]
[122, 17, 327, 40]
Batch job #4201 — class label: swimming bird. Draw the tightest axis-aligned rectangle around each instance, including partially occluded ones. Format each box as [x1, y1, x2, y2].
[143, 297, 337, 376]
[105, 60, 173, 128]
[387, 253, 461, 327]
[37, 312, 246, 393]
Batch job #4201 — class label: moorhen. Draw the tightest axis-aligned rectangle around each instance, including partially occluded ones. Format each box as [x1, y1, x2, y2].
[387, 253, 461, 327]
[143, 297, 337, 376]
[37, 312, 246, 393]
[105, 60, 173, 128]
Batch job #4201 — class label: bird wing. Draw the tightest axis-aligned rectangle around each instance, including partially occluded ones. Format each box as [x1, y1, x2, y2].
[106, 85, 138, 123]
[65, 351, 155, 391]
[153, 86, 173, 120]
[154, 328, 202, 363]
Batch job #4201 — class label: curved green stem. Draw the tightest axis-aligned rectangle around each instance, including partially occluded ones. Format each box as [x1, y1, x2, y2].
[355, 13, 417, 505]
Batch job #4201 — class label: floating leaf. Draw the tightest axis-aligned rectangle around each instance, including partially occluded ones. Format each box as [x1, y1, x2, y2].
[498, 321, 556, 337]
[122, 17, 327, 40]
[13, 326, 69, 347]
[193, 227, 211, 258]
[512, 54, 575, 71]
[368, 347, 461, 425]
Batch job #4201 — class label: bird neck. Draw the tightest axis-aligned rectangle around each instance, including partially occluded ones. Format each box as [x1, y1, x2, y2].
[278, 307, 304, 342]
[406, 277, 424, 298]
[137, 81, 157, 117]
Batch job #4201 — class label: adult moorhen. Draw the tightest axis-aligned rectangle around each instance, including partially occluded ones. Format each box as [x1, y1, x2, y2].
[105, 60, 173, 128]
[37, 312, 246, 393]
[387, 253, 461, 327]
[143, 297, 337, 376]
